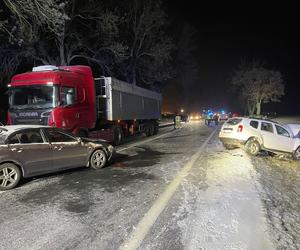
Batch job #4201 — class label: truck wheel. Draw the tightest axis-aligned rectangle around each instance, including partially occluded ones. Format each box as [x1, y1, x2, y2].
[90, 149, 107, 169]
[0, 163, 21, 190]
[149, 124, 154, 136]
[114, 126, 123, 145]
[245, 140, 260, 156]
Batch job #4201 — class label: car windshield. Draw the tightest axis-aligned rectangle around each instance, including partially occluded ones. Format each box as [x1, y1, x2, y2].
[9, 85, 59, 110]
[226, 118, 242, 125]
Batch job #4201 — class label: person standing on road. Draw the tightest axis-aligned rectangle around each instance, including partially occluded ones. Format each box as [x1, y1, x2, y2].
[213, 113, 219, 125]
[205, 113, 211, 126]
[174, 115, 181, 129]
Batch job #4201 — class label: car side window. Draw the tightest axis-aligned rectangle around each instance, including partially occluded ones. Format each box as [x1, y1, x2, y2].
[250, 120, 259, 129]
[275, 125, 290, 138]
[46, 129, 77, 143]
[8, 130, 44, 144]
[261, 122, 274, 133]
[8, 134, 20, 144]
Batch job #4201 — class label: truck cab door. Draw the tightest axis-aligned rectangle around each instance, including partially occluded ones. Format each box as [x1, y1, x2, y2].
[59, 86, 78, 129]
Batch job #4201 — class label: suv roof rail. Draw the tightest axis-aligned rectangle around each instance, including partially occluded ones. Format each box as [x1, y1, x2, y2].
[247, 116, 279, 123]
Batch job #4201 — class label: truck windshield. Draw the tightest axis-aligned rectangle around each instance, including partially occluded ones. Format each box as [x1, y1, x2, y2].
[9, 85, 59, 109]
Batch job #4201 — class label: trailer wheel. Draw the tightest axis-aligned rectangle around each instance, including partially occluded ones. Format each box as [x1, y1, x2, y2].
[114, 126, 123, 145]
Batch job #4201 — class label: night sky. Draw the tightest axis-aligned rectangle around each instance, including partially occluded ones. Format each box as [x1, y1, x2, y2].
[162, 0, 300, 115]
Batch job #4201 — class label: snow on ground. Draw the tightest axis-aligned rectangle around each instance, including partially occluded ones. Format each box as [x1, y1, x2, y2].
[177, 133, 274, 250]
[251, 155, 300, 249]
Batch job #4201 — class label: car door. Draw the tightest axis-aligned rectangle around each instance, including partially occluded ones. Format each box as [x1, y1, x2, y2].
[44, 128, 87, 169]
[7, 129, 52, 177]
[260, 122, 276, 149]
[273, 125, 294, 152]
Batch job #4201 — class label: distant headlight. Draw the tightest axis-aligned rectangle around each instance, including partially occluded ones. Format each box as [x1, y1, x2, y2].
[108, 145, 114, 152]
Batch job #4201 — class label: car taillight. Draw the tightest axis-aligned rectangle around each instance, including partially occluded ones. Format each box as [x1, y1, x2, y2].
[237, 124, 243, 132]
[7, 112, 11, 125]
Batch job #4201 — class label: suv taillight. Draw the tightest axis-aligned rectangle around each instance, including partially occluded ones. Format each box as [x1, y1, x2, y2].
[237, 124, 243, 132]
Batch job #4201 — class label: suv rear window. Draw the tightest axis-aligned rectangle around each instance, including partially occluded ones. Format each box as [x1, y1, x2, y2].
[226, 118, 242, 125]
[250, 120, 259, 129]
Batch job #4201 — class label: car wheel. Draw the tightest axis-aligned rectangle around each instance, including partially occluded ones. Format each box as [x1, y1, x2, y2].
[245, 140, 260, 156]
[90, 149, 107, 169]
[0, 163, 21, 190]
[293, 146, 300, 160]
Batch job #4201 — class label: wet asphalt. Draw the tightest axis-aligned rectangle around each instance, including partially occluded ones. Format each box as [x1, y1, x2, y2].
[0, 121, 215, 250]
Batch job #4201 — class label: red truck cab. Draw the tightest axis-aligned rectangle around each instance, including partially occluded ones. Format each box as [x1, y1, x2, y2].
[8, 65, 96, 135]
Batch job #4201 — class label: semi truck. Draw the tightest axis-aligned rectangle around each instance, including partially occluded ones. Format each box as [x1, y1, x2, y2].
[7, 65, 161, 145]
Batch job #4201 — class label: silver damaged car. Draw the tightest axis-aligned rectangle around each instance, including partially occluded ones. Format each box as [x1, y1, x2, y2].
[0, 125, 115, 190]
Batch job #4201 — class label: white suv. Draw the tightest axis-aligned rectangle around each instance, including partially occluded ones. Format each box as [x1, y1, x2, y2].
[219, 117, 300, 159]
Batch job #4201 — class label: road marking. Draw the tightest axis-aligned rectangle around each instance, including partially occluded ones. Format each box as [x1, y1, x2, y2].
[116, 129, 175, 153]
[119, 128, 217, 250]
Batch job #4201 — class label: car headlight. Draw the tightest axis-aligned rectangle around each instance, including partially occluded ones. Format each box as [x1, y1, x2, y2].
[108, 145, 114, 152]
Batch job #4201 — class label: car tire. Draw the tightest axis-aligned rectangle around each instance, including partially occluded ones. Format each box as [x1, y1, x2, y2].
[245, 140, 260, 156]
[293, 146, 300, 160]
[0, 163, 21, 191]
[90, 149, 107, 169]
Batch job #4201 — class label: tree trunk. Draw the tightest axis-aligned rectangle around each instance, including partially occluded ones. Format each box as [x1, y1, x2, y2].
[58, 35, 67, 66]
[247, 100, 255, 115]
[256, 102, 261, 116]
[132, 68, 136, 85]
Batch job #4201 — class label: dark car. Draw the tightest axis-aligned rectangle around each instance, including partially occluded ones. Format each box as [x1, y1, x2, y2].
[0, 125, 115, 190]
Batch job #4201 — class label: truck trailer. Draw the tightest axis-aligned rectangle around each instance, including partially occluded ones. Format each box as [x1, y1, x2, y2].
[7, 65, 161, 145]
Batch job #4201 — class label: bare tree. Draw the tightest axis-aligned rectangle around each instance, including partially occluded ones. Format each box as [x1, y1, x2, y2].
[231, 61, 285, 116]
[0, 0, 173, 88]
[0, 0, 126, 76]
[121, 0, 174, 86]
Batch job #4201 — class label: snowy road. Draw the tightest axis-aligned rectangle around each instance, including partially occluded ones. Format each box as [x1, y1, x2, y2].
[0, 121, 299, 249]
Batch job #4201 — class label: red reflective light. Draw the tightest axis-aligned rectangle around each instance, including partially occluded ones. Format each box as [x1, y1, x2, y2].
[237, 124, 243, 132]
[7, 112, 11, 125]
